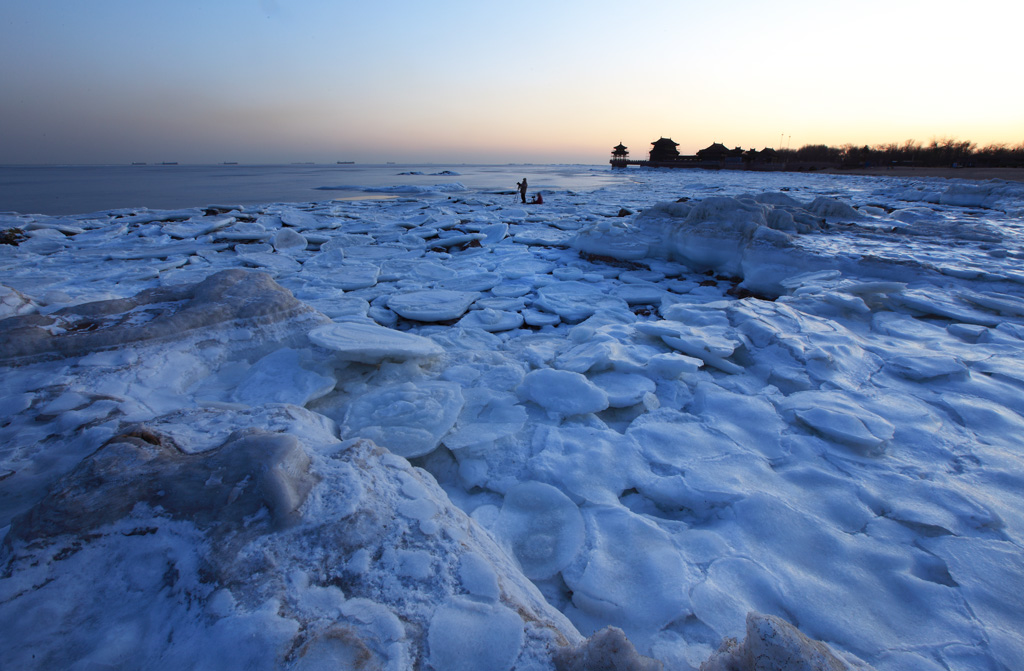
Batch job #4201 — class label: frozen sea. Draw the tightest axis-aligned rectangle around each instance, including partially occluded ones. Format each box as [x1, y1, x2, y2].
[1, 165, 1023, 670]
[0, 163, 623, 215]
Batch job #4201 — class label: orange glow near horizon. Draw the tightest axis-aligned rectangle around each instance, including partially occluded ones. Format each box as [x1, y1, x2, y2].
[1, 1, 1021, 165]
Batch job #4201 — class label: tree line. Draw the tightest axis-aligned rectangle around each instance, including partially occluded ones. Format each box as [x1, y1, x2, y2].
[775, 138, 1024, 169]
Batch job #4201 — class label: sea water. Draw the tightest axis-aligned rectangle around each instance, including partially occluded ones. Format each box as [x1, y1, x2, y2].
[0, 163, 624, 215]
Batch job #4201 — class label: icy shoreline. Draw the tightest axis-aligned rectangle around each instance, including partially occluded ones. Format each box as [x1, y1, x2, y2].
[2, 169, 1023, 669]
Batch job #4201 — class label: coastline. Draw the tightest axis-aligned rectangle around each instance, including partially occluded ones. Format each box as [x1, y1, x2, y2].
[814, 165, 1024, 183]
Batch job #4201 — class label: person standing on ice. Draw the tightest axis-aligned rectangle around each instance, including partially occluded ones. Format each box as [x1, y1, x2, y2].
[517, 178, 528, 204]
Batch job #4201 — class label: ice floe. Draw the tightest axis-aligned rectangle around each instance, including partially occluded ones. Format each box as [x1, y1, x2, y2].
[2, 167, 1024, 670]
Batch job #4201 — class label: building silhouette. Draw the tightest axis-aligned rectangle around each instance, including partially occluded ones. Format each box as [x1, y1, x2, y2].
[611, 137, 784, 171]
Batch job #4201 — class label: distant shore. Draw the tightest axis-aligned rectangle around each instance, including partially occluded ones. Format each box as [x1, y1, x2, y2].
[815, 166, 1024, 183]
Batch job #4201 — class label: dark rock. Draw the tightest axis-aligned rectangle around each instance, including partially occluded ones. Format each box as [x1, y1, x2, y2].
[0, 269, 321, 363]
[555, 626, 662, 671]
[700, 612, 874, 671]
[6, 426, 318, 546]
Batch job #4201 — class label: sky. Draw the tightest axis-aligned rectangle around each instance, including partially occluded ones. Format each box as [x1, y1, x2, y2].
[1, 0, 1022, 165]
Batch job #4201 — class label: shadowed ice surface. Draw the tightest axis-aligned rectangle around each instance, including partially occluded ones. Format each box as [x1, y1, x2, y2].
[2, 166, 1023, 670]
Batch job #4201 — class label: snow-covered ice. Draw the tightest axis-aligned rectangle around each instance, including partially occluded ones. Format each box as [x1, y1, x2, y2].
[2, 166, 1024, 670]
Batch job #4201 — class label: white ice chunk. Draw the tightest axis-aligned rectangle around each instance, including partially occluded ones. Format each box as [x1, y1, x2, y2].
[443, 388, 527, 451]
[517, 368, 609, 416]
[690, 384, 788, 461]
[397, 496, 439, 532]
[658, 334, 743, 375]
[511, 226, 573, 246]
[19, 237, 66, 254]
[479, 222, 509, 244]
[839, 280, 906, 296]
[807, 196, 863, 221]
[436, 272, 502, 292]
[0, 284, 38, 318]
[163, 216, 234, 239]
[571, 219, 651, 260]
[279, 209, 325, 229]
[563, 505, 692, 646]
[392, 548, 434, 579]
[272, 228, 308, 253]
[895, 290, 1001, 327]
[522, 309, 561, 327]
[332, 261, 380, 290]
[884, 353, 966, 381]
[308, 322, 443, 363]
[646, 352, 702, 377]
[427, 232, 486, 248]
[236, 250, 302, 273]
[534, 282, 628, 321]
[344, 381, 464, 458]
[947, 322, 988, 342]
[937, 182, 1012, 208]
[939, 392, 1024, 437]
[388, 290, 479, 322]
[589, 371, 656, 407]
[427, 598, 524, 671]
[496, 257, 554, 278]
[530, 425, 646, 505]
[472, 296, 527, 312]
[659, 325, 738, 358]
[231, 348, 335, 406]
[779, 391, 895, 454]
[235, 242, 272, 254]
[553, 267, 585, 281]
[959, 290, 1024, 318]
[495, 481, 585, 579]
[458, 553, 500, 602]
[344, 243, 423, 262]
[626, 410, 776, 511]
[490, 280, 534, 298]
[923, 537, 1024, 669]
[458, 308, 524, 332]
[555, 334, 656, 375]
[613, 283, 666, 305]
[298, 245, 344, 275]
[106, 239, 228, 260]
[217, 221, 270, 241]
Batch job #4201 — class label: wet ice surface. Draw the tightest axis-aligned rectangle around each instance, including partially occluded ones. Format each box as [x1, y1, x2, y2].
[2, 167, 1024, 670]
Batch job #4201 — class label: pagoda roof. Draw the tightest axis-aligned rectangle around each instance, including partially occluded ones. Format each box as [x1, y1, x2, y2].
[651, 137, 679, 146]
[613, 143, 628, 151]
[701, 142, 729, 153]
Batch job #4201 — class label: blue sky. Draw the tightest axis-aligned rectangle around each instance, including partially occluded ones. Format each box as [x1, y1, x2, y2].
[2, 0, 1021, 164]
